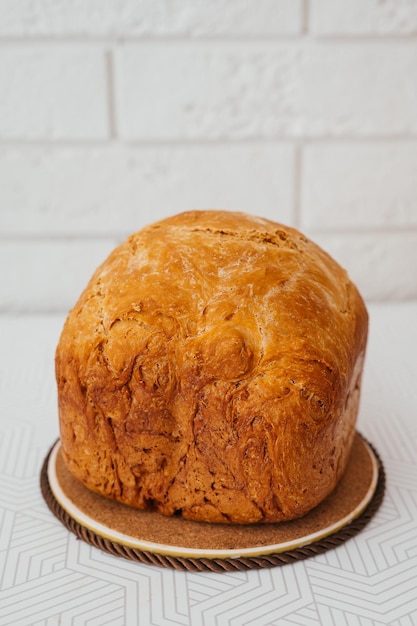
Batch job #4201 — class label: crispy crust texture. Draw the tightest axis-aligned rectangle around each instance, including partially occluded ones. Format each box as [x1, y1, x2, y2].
[56, 210, 368, 524]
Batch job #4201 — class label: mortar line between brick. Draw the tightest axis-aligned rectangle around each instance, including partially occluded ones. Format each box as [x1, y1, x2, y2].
[0, 35, 303, 45]
[0, 34, 417, 45]
[0, 138, 296, 148]
[299, 225, 417, 235]
[301, 0, 309, 35]
[0, 235, 121, 242]
[2, 135, 417, 148]
[105, 49, 117, 140]
[307, 33, 417, 43]
[293, 143, 303, 229]
[122, 135, 417, 146]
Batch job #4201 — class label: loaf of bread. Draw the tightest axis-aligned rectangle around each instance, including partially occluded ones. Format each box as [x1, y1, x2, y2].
[56, 210, 368, 524]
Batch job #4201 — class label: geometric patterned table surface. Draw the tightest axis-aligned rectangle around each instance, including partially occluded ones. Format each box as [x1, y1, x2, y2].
[1, 302, 416, 626]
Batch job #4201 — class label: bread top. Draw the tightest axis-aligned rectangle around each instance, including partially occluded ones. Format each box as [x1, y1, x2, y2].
[56, 210, 368, 523]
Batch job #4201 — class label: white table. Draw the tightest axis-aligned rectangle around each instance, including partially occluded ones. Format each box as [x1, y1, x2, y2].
[1, 303, 416, 625]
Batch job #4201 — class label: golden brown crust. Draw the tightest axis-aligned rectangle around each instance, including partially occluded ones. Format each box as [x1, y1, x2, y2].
[56, 210, 368, 524]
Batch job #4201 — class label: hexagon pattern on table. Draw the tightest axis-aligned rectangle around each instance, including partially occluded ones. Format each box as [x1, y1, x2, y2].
[1, 413, 416, 626]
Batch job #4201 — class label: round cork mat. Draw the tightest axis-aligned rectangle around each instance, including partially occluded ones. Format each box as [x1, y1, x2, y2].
[40, 433, 385, 572]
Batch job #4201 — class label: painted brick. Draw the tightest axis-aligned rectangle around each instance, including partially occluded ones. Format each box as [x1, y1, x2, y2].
[310, 0, 417, 36]
[310, 232, 417, 301]
[115, 42, 287, 140]
[0, 46, 108, 140]
[301, 142, 417, 231]
[0, 144, 295, 236]
[288, 41, 417, 138]
[0, 240, 117, 313]
[0, 0, 302, 37]
[115, 41, 417, 140]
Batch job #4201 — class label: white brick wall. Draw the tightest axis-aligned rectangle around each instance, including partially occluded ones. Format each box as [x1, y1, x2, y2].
[0, 0, 303, 37]
[302, 143, 417, 230]
[0, 1, 416, 312]
[116, 41, 417, 139]
[310, 0, 417, 35]
[0, 144, 294, 235]
[0, 46, 109, 140]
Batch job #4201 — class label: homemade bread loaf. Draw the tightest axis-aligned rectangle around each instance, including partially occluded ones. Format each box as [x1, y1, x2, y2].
[56, 210, 368, 524]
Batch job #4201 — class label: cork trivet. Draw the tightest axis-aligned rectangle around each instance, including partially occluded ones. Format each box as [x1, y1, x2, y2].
[40, 433, 385, 572]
